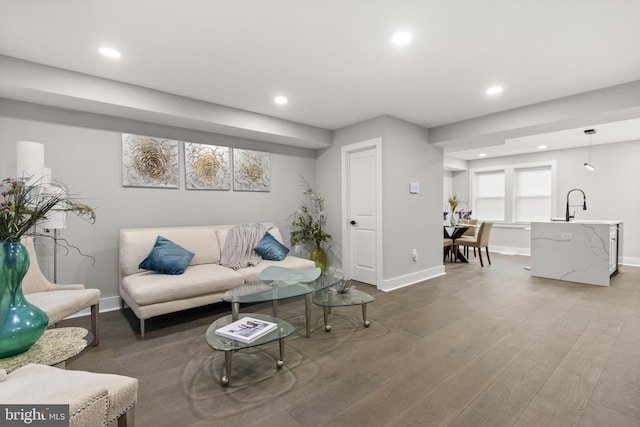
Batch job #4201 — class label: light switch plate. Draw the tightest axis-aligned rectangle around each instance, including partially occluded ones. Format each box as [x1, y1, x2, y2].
[410, 182, 419, 193]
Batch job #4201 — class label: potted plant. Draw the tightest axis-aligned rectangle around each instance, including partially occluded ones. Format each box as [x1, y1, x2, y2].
[289, 179, 331, 270]
[0, 177, 95, 357]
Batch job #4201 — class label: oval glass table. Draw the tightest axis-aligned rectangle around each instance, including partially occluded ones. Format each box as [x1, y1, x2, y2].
[205, 313, 295, 386]
[222, 271, 343, 338]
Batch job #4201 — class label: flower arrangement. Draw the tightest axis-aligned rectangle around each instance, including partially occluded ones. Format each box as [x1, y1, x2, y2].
[0, 177, 96, 241]
[289, 179, 331, 248]
[448, 194, 460, 215]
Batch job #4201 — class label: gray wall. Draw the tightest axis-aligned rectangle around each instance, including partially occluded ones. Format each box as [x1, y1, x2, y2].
[318, 115, 444, 290]
[0, 100, 317, 306]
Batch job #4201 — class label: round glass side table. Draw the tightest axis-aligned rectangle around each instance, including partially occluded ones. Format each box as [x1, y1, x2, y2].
[312, 287, 375, 332]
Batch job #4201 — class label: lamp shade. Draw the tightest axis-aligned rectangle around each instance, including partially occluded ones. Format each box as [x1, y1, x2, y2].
[40, 210, 67, 230]
[39, 183, 68, 230]
[16, 141, 45, 184]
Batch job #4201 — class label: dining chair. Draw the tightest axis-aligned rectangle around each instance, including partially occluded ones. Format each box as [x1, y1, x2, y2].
[455, 221, 493, 267]
[21, 237, 101, 345]
[459, 219, 478, 257]
[443, 238, 454, 262]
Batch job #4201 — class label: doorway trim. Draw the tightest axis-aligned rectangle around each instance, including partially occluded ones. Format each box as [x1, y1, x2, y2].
[341, 137, 383, 288]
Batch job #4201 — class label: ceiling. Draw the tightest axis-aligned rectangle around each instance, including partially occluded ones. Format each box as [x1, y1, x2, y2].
[1, 1, 640, 152]
[445, 117, 640, 160]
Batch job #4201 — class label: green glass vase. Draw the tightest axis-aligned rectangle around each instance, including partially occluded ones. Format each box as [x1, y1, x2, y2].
[0, 240, 49, 358]
[310, 244, 328, 271]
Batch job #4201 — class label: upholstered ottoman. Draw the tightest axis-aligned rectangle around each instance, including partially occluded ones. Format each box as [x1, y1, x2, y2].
[0, 363, 137, 427]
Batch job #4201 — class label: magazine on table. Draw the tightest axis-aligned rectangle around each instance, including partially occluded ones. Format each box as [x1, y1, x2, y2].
[215, 316, 278, 343]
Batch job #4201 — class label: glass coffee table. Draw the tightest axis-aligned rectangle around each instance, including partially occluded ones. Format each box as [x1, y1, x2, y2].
[312, 287, 375, 332]
[205, 313, 295, 386]
[222, 271, 343, 338]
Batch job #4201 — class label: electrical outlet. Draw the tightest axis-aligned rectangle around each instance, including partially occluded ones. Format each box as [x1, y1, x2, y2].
[412, 249, 418, 261]
[561, 232, 572, 240]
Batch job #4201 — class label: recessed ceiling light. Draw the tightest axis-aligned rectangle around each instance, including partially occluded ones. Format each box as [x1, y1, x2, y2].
[538, 145, 548, 149]
[99, 47, 121, 59]
[274, 96, 288, 105]
[392, 31, 413, 46]
[486, 86, 503, 95]
[478, 153, 487, 157]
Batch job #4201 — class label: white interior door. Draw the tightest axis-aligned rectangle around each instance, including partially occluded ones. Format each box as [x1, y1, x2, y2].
[344, 143, 379, 285]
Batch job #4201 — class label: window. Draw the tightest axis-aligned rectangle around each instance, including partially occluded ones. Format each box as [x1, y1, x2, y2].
[474, 170, 505, 221]
[471, 162, 555, 223]
[514, 166, 552, 222]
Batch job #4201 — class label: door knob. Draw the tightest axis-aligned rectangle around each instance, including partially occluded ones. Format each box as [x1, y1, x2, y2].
[350, 220, 357, 225]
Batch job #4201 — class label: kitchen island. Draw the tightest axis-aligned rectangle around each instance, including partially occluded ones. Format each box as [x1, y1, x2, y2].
[530, 220, 622, 286]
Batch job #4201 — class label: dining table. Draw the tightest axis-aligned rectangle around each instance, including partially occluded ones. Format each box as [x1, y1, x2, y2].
[444, 224, 472, 263]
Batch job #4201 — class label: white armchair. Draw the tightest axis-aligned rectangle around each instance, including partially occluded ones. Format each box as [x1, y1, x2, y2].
[21, 237, 100, 345]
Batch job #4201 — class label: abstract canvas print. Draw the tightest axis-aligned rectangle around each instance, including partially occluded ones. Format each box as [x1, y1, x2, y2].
[184, 142, 230, 190]
[122, 133, 179, 188]
[233, 149, 271, 192]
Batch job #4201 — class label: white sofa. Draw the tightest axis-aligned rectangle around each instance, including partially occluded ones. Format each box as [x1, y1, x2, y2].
[119, 224, 315, 336]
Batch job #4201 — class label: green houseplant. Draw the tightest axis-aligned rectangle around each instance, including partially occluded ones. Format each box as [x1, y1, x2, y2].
[289, 180, 332, 270]
[0, 177, 95, 357]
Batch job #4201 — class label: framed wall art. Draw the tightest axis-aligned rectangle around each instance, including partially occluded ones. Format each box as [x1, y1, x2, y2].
[184, 142, 230, 190]
[232, 149, 271, 192]
[122, 133, 179, 188]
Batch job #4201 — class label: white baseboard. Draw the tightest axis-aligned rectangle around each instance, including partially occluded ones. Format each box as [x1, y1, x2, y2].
[379, 265, 446, 292]
[491, 245, 531, 256]
[621, 256, 640, 267]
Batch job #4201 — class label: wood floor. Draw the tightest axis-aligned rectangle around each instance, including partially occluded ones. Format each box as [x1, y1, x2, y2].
[62, 254, 640, 427]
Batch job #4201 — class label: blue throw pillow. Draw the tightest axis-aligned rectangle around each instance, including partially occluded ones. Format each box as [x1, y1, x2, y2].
[139, 235, 195, 275]
[254, 232, 290, 261]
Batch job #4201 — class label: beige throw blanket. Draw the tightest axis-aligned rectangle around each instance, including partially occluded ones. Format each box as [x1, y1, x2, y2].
[220, 223, 272, 270]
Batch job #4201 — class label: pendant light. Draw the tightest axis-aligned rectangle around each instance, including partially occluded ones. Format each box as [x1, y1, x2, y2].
[583, 129, 596, 171]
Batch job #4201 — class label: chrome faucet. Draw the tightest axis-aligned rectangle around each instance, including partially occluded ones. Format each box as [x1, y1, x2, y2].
[565, 189, 587, 222]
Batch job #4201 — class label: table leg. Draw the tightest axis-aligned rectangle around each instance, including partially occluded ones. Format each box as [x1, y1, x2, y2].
[323, 306, 331, 332]
[362, 304, 371, 327]
[453, 244, 469, 263]
[231, 302, 240, 321]
[305, 294, 312, 338]
[221, 351, 232, 386]
[272, 299, 278, 317]
[277, 339, 285, 369]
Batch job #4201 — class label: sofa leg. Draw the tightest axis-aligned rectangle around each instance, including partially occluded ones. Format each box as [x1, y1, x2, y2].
[118, 406, 135, 427]
[91, 304, 99, 346]
[140, 319, 145, 338]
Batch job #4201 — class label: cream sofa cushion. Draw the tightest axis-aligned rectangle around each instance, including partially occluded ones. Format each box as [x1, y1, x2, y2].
[238, 256, 317, 282]
[25, 289, 100, 324]
[120, 226, 221, 277]
[122, 263, 244, 306]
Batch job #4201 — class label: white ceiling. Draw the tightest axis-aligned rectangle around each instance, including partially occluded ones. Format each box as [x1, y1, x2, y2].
[444, 118, 640, 160]
[1, 1, 640, 150]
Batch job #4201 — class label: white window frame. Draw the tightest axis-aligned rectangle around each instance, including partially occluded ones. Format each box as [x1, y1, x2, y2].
[470, 161, 556, 224]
